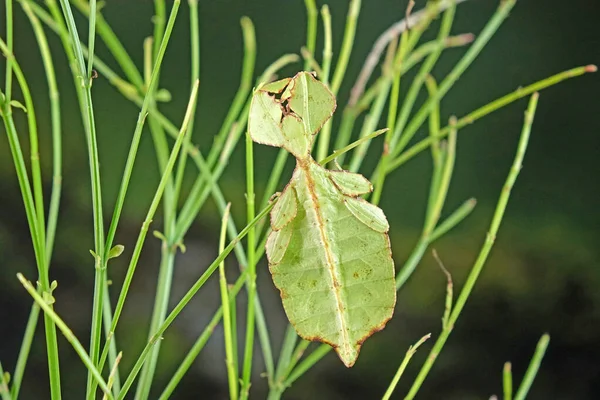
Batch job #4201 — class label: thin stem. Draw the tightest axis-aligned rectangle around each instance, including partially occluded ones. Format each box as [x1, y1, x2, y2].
[103, 0, 181, 261]
[205, 17, 256, 169]
[4, 0, 13, 101]
[373, 2, 456, 202]
[117, 204, 273, 399]
[503, 362, 513, 400]
[303, 0, 317, 71]
[16, 274, 113, 399]
[158, 266, 250, 400]
[387, 64, 596, 172]
[104, 80, 198, 360]
[240, 132, 257, 399]
[0, 37, 60, 400]
[514, 334, 550, 400]
[9, 303, 40, 399]
[316, 0, 360, 162]
[381, 334, 431, 400]
[320, 128, 387, 166]
[218, 205, 238, 400]
[172, 0, 200, 207]
[0, 362, 13, 400]
[404, 93, 539, 400]
[389, 0, 517, 163]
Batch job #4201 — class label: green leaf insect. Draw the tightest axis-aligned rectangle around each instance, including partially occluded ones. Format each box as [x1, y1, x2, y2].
[248, 72, 396, 367]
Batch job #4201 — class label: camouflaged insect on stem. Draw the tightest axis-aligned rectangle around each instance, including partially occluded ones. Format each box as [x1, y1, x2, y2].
[248, 72, 396, 367]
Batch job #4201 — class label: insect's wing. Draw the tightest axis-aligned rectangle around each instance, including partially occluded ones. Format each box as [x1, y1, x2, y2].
[270, 184, 298, 231]
[344, 197, 389, 233]
[248, 91, 285, 148]
[287, 72, 336, 136]
[260, 77, 292, 94]
[266, 223, 293, 264]
[328, 170, 373, 196]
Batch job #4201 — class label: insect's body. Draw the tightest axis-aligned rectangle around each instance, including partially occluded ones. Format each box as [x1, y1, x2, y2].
[267, 158, 395, 366]
[249, 71, 396, 367]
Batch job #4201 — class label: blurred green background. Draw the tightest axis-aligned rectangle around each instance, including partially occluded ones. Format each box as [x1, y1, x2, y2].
[1, 0, 599, 398]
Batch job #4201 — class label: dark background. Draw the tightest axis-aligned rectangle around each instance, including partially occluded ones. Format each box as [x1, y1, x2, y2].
[1, 0, 599, 399]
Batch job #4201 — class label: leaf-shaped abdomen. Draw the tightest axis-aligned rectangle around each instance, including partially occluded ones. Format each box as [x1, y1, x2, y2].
[268, 160, 396, 367]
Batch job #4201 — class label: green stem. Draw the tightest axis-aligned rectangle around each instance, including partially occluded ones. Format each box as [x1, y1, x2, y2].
[381, 334, 431, 400]
[303, 0, 317, 71]
[316, 0, 360, 162]
[240, 132, 257, 399]
[104, 80, 198, 365]
[404, 92, 539, 400]
[117, 204, 273, 399]
[514, 334, 550, 400]
[16, 274, 113, 399]
[503, 362, 513, 400]
[387, 64, 596, 172]
[158, 265, 251, 400]
[218, 205, 238, 400]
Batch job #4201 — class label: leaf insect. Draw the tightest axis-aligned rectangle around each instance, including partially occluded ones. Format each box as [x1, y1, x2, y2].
[248, 72, 396, 367]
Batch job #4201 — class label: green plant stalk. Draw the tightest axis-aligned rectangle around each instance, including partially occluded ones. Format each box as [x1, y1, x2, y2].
[16, 273, 113, 399]
[0, 361, 11, 400]
[404, 92, 539, 400]
[381, 334, 431, 400]
[152, 0, 166, 60]
[389, 0, 516, 163]
[303, 0, 317, 71]
[345, 2, 437, 172]
[20, 1, 63, 271]
[103, 0, 181, 265]
[205, 17, 256, 169]
[319, 128, 388, 166]
[371, 34, 407, 205]
[332, 32, 473, 165]
[373, 3, 456, 203]
[240, 132, 257, 400]
[282, 339, 311, 380]
[9, 304, 40, 399]
[423, 76, 443, 221]
[53, 0, 106, 396]
[158, 266, 251, 400]
[8, 3, 63, 397]
[0, 39, 60, 399]
[104, 80, 198, 364]
[117, 204, 274, 399]
[514, 334, 550, 400]
[86, 0, 97, 77]
[174, 18, 256, 238]
[389, 3, 455, 153]
[92, 4, 181, 397]
[424, 121, 457, 236]
[172, 0, 200, 207]
[387, 64, 596, 172]
[283, 344, 330, 388]
[218, 205, 238, 400]
[319, 5, 332, 86]
[4, 0, 13, 101]
[70, 0, 144, 88]
[274, 326, 299, 384]
[102, 288, 121, 396]
[503, 362, 513, 400]
[133, 11, 183, 396]
[316, 0, 360, 162]
[103, 351, 122, 400]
